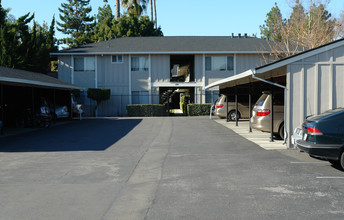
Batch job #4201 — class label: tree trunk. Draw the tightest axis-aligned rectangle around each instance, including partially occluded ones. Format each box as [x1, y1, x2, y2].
[150, 0, 153, 21]
[116, 0, 120, 19]
[153, 0, 157, 28]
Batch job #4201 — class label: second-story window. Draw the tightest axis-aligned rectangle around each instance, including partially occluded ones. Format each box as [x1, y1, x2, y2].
[205, 56, 234, 71]
[131, 56, 149, 71]
[112, 55, 123, 63]
[74, 57, 95, 71]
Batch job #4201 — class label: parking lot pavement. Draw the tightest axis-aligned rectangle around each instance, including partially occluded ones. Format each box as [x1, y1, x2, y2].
[0, 117, 344, 220]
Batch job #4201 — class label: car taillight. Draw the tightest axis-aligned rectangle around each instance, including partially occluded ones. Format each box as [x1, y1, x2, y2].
[256, 109, 271, 116]
[307, 127, 323, 135]
[216, 104, 224, 109]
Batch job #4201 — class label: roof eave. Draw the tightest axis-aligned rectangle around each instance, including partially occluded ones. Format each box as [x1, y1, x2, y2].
[0, 76, 84, 90]
[205, 69, 254, 89]
[51, 51, 273, 56]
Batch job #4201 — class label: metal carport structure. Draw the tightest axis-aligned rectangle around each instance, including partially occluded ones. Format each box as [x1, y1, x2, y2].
[205, 67, 287, 145]
[0, 66, 83, 129]
[206, 38, 344, 148]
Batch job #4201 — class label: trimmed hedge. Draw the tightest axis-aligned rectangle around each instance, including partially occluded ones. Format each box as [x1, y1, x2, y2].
[126, 104, 167, 117]
[187, 104, 212, 116]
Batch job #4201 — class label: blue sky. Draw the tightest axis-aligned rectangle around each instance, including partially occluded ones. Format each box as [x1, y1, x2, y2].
[3, 0, 344, 40]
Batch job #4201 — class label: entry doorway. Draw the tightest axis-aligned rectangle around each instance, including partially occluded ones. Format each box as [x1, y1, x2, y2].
[159, 87, 195, 115]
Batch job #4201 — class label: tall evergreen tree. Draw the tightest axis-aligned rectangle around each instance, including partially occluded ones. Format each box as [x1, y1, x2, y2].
[93, 3, 115, 42]
[112, 14, 162, 37]
[103, 0, 120, 19]
[0, 4, 57, 73]
[57, 0, 95, 47]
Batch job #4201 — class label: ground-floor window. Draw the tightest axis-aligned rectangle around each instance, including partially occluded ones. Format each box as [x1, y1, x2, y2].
[206, 90, 220, 103]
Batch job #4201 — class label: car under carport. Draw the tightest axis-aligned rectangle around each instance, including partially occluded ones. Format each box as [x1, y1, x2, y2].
[0, 66, 82, 129]
[206, 38, 344, 148]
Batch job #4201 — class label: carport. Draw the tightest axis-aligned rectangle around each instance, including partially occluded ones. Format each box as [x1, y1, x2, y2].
[0, 66, 82, 129]
[206, 68, 287, 144]
[206, 38, 344, 148]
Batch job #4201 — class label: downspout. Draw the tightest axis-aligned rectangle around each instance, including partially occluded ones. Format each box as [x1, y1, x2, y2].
[251, 69, 288, 145]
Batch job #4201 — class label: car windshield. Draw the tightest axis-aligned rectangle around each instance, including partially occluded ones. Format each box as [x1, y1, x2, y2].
[255, 94, 268, 107]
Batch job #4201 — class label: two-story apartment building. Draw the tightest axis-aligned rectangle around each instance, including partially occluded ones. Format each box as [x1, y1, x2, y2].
[53, 35, 271, 116]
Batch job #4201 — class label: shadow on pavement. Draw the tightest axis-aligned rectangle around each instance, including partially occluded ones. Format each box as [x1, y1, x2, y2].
[0, 118, 142, 152]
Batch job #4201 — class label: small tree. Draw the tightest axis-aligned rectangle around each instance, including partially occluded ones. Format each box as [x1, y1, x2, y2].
[259, 0, 341, 63]
[87, 88, 111, 116]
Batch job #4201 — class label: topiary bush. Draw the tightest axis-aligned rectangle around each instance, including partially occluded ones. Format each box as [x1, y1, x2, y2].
[87, 88, 111, 115]
[187, 104, 212, 116]
[126, 104, 167, 117]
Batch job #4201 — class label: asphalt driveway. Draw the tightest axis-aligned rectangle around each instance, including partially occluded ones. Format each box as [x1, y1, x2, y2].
[0, 117, 343, 220]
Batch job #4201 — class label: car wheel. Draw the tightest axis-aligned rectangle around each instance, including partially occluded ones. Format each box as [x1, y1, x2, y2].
[228, 110, 240, 121]
[278, 123, 284, 139]
[339, 151, 344, 170]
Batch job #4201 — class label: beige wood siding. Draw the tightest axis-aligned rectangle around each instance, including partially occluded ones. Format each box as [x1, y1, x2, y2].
[151, 55, 169, 83]
[286, 45, 344, 147]
[58, 56, 72, 83]
[98, 55, 129, 95]
[236, 54, 264, 73]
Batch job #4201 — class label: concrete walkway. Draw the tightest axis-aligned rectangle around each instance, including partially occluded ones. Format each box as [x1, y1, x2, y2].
[213, 118, 286, 150]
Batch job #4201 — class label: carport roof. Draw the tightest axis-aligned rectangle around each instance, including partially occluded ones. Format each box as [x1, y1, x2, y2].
[0, 66, 83, 90]
[205, 38, 344, 89]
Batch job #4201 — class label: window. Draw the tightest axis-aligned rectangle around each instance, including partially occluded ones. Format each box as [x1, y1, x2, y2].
[205, 56, 234, 71]
[74, 57, 95, 71]
[112, 55, 123, 63]
[131, 56, 149, 71]
[206, 90, 220, 103]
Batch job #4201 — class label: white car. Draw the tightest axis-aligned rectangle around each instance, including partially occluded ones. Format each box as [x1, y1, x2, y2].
[72, 96, 84, 116]
[52, 106, 69, 120]
[291, 125, 303, 146]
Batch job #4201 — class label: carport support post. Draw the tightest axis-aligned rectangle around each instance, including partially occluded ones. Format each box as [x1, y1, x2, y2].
[235, 86, 238, 126]
[270, 89, 274, 142]
[249, 83, 252, 132]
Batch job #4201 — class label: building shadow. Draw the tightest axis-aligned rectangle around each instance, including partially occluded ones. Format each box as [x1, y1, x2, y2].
[0, 118, 142, 152]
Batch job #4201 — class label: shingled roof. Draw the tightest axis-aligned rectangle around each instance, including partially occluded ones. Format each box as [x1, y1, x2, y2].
[52, 36, 272, 55]
[0, 66, 82, 90]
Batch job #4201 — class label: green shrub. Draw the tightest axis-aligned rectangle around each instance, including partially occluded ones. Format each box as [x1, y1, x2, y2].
[126, 104, 167, 117]
[87, 88, 111, 116]
[87, 88, 111, 104]
[187, 104, 212, 116]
